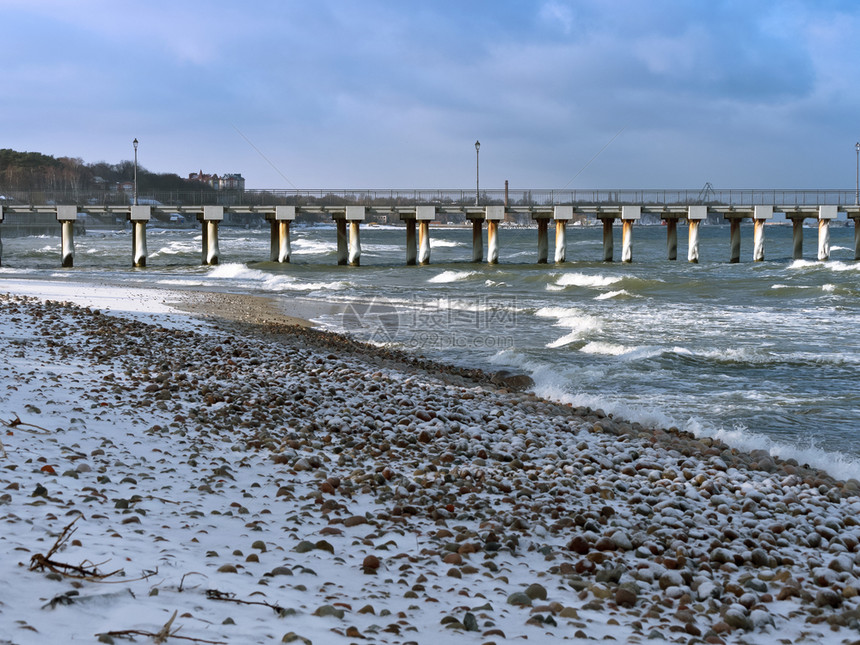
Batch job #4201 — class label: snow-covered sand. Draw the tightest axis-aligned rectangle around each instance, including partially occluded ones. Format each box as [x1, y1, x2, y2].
[2, 283, 860, 645]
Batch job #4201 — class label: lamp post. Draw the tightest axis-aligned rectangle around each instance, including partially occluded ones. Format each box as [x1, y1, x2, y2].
[475, 140, 480, 206]
[133, 138, 139, 206]
[855, 141, 859, 205]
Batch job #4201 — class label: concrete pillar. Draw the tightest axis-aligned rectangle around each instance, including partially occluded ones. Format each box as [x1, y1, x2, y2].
[487, 220, 499, 264]
[818, 205, 837, 261]
[855, 217, 860, 261]
[666, 219, 678, 261]
[621, 206, 640, 264]
[346, 206, 364, 267]
[485, 205, 504, 265]
[57, 206, 77, 268]
[417, 205, 434, 265]
[348, 221, 361, 266]
[130, 205, 151, 268]
[336, 219, 348, 265]
[729, 219, 741, 264]
[602, 218, 614, 262]
[791, 219, 804, 260]
[268, 206, 295, 263]
[753, 205, 772, 262]
[405, 219, 417, 265]
[471, 219, 483, 263]
[554, 205, 572, 264]
[687, 206, 706, 264]
[536, 219, 548, 264]
[199, 206, 224, 266]
[418, 221, 430, 265]
[0, 205, 4, 267]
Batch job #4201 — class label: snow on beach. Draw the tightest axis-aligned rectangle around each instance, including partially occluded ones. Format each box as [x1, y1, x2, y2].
[2, 285, 860, 644]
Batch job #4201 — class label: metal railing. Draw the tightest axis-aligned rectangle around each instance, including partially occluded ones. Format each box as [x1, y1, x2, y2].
[1, 188, 858, 208]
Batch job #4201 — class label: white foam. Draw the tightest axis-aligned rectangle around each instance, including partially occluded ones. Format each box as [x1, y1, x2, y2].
[431, 239, 464, 248]
[594, 289, 631, 300]
[428, 270, 476, 283]
[207, 263, 348, 292]
[579, 341, 633, 356]
[555, 272, 623, 288]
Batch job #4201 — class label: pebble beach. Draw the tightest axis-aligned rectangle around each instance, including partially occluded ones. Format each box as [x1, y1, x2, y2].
[2, 285, 860, 645]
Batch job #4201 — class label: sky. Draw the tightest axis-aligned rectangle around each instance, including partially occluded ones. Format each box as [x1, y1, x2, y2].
[2, 0, 860, 191]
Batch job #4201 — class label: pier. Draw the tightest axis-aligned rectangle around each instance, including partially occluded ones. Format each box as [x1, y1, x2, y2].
[1, 197, 859, 268]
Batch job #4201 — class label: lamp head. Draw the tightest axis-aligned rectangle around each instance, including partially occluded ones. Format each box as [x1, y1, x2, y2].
[475, 140, 480, 152]
[133, 138, 138, 151]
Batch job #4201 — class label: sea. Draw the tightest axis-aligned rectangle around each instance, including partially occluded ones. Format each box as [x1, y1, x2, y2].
[2, 220, 859, 479]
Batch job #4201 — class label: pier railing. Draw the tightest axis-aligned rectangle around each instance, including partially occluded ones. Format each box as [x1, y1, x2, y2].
[1, 188, 858, 208]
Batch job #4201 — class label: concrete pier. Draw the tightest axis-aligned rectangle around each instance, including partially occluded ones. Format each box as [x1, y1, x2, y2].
[602, 218, 614, 262]
[197, 206, 224, 266]
[536, 219, 548, 264]
[129, 205, 151, 268]
[621, 206, 640, 263]
[345, 206, 364, 266]
[417, 206, 433, 265]
[336, 220, 348, 265]
[753, 205, 772, 262]
[267, 205, 296, 263]
[486, 205, 504, 265]
[688, 206, 706, 263]
[469, 215, 484, 263]
[554, 206, 572, 263]
[57, 206, 77, 268]
[405, 219, 417, 265]
[0, 206, 4, 267]
[729, 218, 742, 263]
[818, 205, 837, 261]
[666, 218, 678, 261]
[791, 218, 804, 260]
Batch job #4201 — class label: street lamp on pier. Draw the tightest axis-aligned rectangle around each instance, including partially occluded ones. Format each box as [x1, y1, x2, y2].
[855, 141, 859, 205]
[133, 138, 139, 206]
[475, 140, 480, 206]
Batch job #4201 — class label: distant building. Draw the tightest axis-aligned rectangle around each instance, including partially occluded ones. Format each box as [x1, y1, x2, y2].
[188, 170, 245, 191]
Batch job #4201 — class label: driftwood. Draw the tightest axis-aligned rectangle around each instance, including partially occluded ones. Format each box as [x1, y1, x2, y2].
[29, 517, 154, 583]
[206, 588, 286, 614]
[96, 610, 227, 645]
[2, 413, 51, 433]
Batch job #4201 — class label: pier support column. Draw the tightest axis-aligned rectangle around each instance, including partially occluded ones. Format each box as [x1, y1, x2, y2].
[818, 205, 837, 261]
[753, 205, 772, 262]
[0, 205, 4, 267]
[666, 218, 678, 260]
[417, 205, 434, 265]
[57, 206, 77, 268]
[405, 219, 417, 265]
[729, 218, 741, 263]
[418, 221, 430, 265]
[471, 219, 483, 262]
[198, 206, 224, 266]
[601, 218, 614, 262]
[854, 216, 860, 261]
[687, 206, 707, 264]
[486, 205, 504, 265]
[336, 219, 348, 265]
[536, 219, 548, 263]
[554, 205, 572, 263]
[346, 206, 365, 267]
[621, 206, 640, 264]
[267, 206, 296, 263]
[791, 218, 804, 260]
[130, 205, 151, 268]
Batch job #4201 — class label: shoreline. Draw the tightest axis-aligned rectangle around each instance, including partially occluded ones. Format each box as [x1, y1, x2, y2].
[2, 287, 860, 643]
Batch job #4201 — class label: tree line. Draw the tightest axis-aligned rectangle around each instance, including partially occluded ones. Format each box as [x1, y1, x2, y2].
[0, 148, 210, 194]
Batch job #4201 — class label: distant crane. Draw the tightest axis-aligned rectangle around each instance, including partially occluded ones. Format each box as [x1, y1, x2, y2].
[697, 182, 716, 203]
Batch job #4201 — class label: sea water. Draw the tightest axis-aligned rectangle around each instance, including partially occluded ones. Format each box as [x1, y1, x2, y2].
[2, 222, 859, 478]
